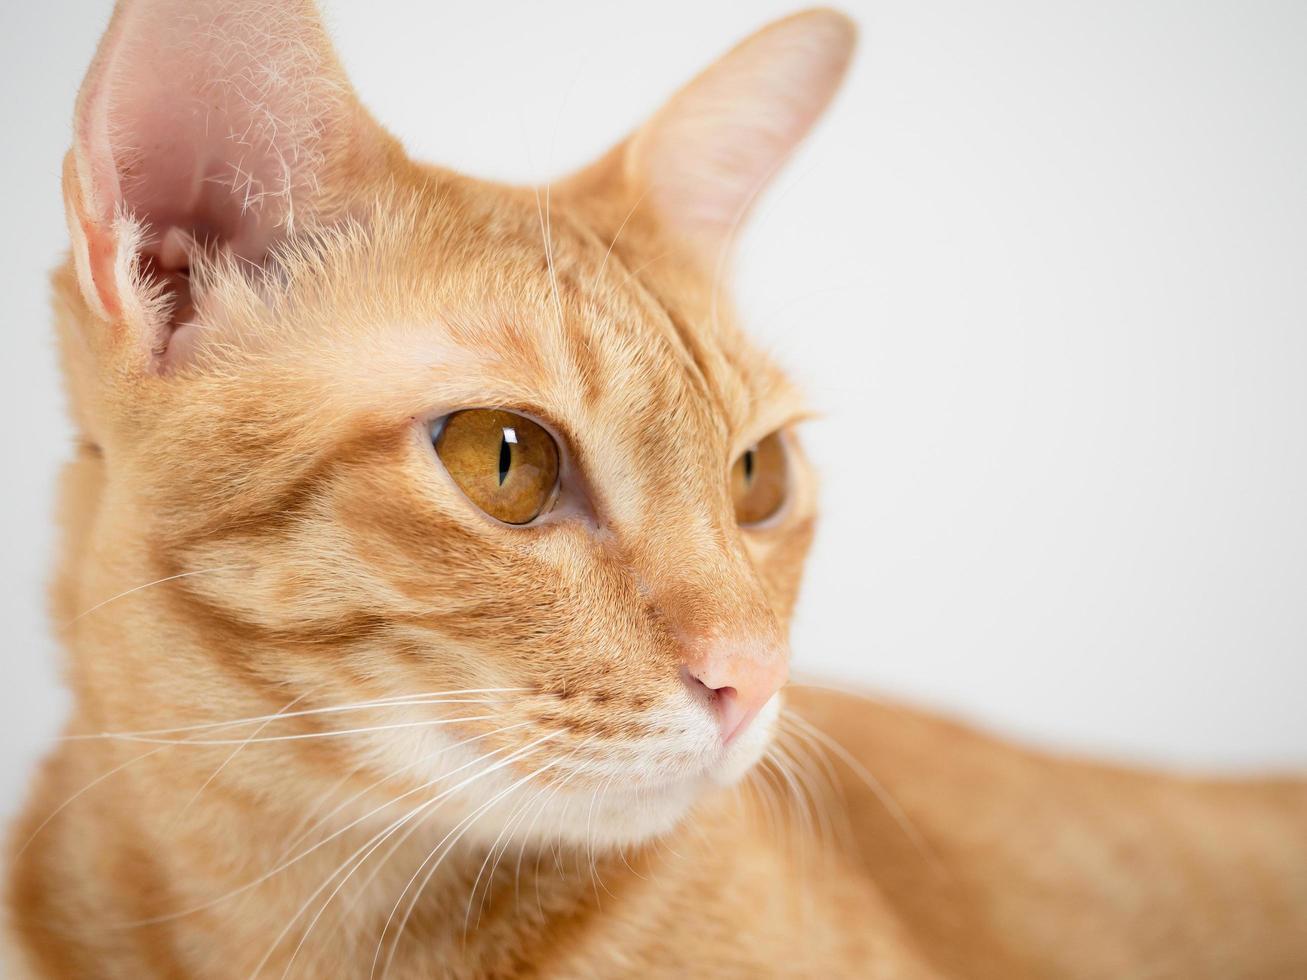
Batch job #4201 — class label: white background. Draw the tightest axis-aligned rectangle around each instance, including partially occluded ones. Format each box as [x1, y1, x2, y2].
[3, 1, 1305, 822]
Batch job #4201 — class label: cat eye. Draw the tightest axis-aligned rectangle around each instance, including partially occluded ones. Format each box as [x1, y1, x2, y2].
[434, 409, 560, 525]
[730, 432, 788, 526]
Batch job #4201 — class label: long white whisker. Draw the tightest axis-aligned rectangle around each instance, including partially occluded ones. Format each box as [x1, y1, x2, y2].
[525, 758, 590, 917]
[171, 691, 313, 828]
[776, 713, 854, 853]
[272, 731, 553, 978]
[276, 796, 429, 980]
[278, 722, 533, 863]
[248, 734, 560, 980]
[291, 723, 538, 943]
[63, 565, 249, 625]
[770, 740, 819, 844]
[470, 739, 591, 932]
[784, 709, 947, 878]
[378, 749, 563, 979]
[482, 783, 544, 925]
[122, 732, 541, 929]
[590, 775, 620, 902]
[63, 690, 525, 740]
[275, 737, 544, 980]
[465, 784, 535, 936]
[531, 182, 568, 337]
[78, 715, 499, 747]
[273, 762, 370, 865]
[20, 694, 335, 857]
[618, 248, 675, 288]
[589, 186, 651, 289]
[15, 745, 168, 857]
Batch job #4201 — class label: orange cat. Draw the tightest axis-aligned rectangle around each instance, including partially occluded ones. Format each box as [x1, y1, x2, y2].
[6, 2, 1305, 977]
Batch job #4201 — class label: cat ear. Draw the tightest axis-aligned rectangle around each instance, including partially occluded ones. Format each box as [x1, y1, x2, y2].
[625, 9, 856, 266]
[65, 0, 385, 369]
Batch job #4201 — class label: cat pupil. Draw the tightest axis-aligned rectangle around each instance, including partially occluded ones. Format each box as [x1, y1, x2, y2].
[743, 449, 755, 482]
[498, 434, 512, 486]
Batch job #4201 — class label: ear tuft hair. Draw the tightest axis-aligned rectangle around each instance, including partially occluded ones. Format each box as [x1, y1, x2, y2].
[66, 0, 383, 369]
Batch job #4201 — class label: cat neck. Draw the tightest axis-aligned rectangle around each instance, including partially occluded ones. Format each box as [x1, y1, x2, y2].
[25, 724, 691, 977]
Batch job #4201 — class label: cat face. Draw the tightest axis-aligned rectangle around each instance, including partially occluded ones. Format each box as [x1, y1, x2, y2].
[59, 1, 854, 847]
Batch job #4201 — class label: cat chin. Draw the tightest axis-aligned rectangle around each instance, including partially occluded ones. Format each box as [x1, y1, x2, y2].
[432, 756, 741, 852]
[348, 695, 781, 852]
[485, 777, 706, 851]
[473, 697, 783, 851]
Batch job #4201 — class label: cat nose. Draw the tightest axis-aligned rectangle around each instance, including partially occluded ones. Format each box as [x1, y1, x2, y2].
[681, 642, 788, 745]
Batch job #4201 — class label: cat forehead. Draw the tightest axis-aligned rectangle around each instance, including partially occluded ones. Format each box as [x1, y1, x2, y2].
[224, 177, 806, 446]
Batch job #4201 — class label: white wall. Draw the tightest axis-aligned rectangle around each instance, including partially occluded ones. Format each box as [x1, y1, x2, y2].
[3, 1, 1305, 821]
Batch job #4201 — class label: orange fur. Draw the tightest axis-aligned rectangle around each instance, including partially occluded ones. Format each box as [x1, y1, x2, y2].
[7, 4, 1306, 977]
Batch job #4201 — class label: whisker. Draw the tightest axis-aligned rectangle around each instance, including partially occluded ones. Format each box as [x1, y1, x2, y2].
[123, 732, 543, 929]
[588, 186, 651, 289]
[62, 690, 526, 740]
[532, 182, 568, 344]
[14, 745, 168, 857]
[281, 725, 545, 973]
[76, 715, 499, 747]
[525, 760, 590, 917]
[774, 721, 846, 852]
[19, 693, 337, 856]
[589, 775, 620, 903]
[480, 783, 545, 926]
[375, 742, 565, 979]
[250, 734, 560, 980]
[277, 737, 546, 980]
[467, 774, 548, 935]
[275, 797, 427, 980]
[761, 746, 812, 873]
[278, 722, 532, 862]
[473, 739, 593, 930]
[400, 761, 564, 975]
[338, 735, 561, 944]
[615, 839, 647, 882]
[781, 735, 835, 847]
[777, 711, 848, 808]
[172, 691, 313, 828]
[783, 709, 947, 878]
[63, 565, 249, 625]
[746, 755, 784, 843]
[618, 248, 675, 288]
[273, 761, 370, 865]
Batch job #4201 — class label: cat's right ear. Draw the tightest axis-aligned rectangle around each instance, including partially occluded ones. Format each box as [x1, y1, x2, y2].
[65, 0, 390, 372]
[621, 9, 856, 269]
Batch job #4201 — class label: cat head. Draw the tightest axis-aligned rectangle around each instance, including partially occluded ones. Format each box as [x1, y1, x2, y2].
[59, 0, 854, 846]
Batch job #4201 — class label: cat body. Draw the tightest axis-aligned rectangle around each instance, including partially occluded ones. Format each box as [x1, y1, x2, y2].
[7, 2, 1306, 976]
[11, 674, 1306, 978]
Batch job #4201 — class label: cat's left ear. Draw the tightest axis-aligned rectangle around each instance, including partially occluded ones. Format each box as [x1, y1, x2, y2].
[622, 9, 856, 267]
[64, 0, 391, 371]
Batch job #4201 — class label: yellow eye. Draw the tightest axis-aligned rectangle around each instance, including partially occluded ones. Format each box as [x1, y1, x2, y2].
[730, 431, 788, 526]
[435, 409, 560, 525]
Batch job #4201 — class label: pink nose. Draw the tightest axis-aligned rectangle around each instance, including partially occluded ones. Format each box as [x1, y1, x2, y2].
[681, 642, 788, 745]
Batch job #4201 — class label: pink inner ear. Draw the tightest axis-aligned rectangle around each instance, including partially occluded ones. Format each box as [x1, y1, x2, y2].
[113, 90, 287, 271]
[74, 0, 342, 349]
